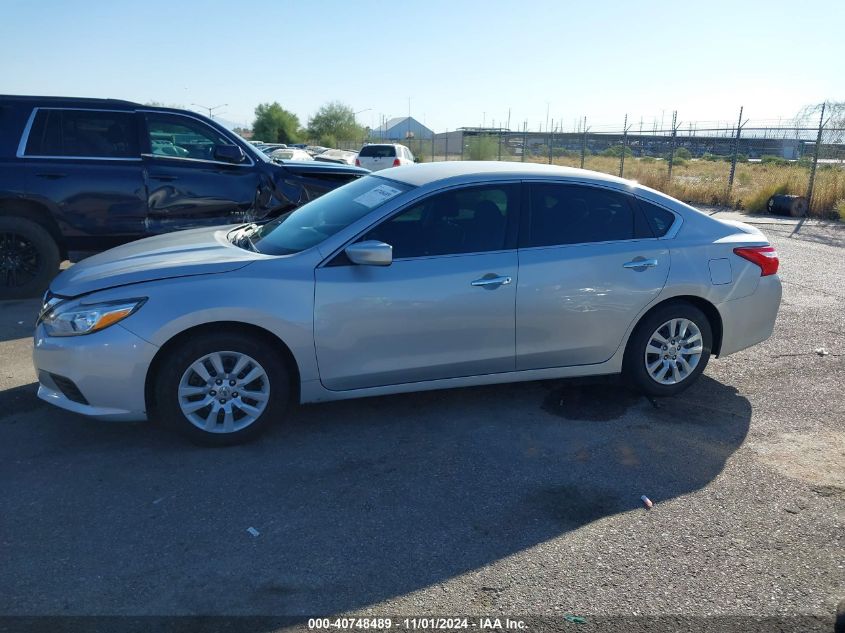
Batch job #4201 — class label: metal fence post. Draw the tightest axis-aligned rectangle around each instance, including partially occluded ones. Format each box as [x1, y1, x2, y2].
[806, 102, 826, 212]
[580, 116, 587, 169]
[548, 120, 554, 165]
[728, 106, 744, 192]
[522, 122, 527, 162]
[667, 110, 678, 181]
[431, 136, 435, 162]
[619, 113, 628, 177]
[460, 134, 464, 161]
[498, 130, 503, 161]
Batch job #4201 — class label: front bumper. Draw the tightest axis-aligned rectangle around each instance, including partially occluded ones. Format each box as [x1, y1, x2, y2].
[32, 323, 159, 422]
[717, 274, 782, 357]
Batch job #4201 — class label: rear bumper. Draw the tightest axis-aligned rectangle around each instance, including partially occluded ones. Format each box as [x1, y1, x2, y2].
[32, 323, 157, 422]
[717, 275, 782, 357]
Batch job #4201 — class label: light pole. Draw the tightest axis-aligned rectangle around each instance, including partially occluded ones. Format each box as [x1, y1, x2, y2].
[355, 108, 372, 143]
[191, 103, 228, 119]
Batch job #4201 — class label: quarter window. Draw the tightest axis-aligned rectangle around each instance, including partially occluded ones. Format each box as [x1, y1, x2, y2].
[637, 199, 677, 237]
[523, 183, 637, 247]
[363, 185, 517, 258]
[145, 113, 236, 162]
[24, 109, 139, 158]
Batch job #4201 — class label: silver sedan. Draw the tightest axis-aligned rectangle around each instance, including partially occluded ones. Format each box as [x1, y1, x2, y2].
[33, 163, 781, 445]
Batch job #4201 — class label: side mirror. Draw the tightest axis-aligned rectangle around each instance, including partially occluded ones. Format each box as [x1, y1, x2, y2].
[214, 144, 246, 163]
[345, 240, 393, 266]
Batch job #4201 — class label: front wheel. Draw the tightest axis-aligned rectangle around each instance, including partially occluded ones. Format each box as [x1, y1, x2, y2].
[152, 331, 290, 446]
[623, 302, 713, 397]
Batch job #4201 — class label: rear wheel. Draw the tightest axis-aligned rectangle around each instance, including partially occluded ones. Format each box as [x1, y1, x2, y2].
[152, 331, 290, 446]
[0, 216, 60, 299]
[623, 302, 713, 397]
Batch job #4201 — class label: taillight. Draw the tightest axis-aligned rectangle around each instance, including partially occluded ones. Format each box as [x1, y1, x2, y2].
[355, 158, 360, 166]
[734, 246, 779, 276]
[393, 158, 401, 167]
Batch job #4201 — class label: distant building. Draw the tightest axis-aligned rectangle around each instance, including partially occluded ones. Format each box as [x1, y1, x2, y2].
[370, 116, 434, 141]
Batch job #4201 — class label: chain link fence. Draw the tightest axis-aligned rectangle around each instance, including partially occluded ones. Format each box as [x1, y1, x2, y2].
[340, 105, 845, 218]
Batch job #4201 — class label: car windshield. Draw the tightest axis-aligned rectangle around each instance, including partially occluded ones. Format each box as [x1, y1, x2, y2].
[250, 176, 414, 255]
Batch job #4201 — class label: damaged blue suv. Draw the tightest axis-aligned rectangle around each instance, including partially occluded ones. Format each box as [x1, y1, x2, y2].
[0, 95, 367, 298]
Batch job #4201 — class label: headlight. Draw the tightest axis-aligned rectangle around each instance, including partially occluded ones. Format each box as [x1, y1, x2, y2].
[40, 298, 147, 337]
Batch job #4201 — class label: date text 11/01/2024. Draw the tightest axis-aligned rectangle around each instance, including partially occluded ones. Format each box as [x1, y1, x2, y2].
[307, 618, 528, 630]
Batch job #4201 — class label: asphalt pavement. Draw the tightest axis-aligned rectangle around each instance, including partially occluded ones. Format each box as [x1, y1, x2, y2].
[0, 211, 842, 629]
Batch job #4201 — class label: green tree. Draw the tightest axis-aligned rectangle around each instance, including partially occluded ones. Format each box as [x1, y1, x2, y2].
[307, 101, 364, 147]
[466, 135, 498, 160]
[252, 102, 301, 143]
[601, 145, 634, 158]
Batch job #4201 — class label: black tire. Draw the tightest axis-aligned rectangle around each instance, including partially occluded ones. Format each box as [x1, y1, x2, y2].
[151, 330, 290, 446]
[623, 301, 713, 398]
[0, 216, 61, 299]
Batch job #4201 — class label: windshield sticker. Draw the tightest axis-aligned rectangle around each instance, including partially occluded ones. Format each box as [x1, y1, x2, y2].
[353, 184, 404, 208]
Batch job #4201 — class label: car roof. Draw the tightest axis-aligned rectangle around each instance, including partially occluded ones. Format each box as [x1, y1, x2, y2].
[379, 161, 633, 188]
[0, 94, 140, 109]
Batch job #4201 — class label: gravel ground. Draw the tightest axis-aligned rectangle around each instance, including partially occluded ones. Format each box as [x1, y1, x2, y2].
[0, 211, 842, 630]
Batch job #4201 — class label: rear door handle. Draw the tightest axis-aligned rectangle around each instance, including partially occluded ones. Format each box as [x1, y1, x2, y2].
[623, 258, 658, 269]
[149, 174, 178, 181]
[471, 274, 512, 288]
[34, 173, 66, 180]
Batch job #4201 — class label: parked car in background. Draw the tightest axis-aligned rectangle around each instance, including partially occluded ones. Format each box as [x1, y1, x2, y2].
[356, 143, 415, 171]
[259, 143, 288, 154]
[270, 148, 314, 161]
[0, 95, 367, 298]
[33, 162, 781, 445]
[314, 149, 358, 165]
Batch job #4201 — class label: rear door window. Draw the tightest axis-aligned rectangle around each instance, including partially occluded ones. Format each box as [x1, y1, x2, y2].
[24, 109, 139, 158]
[522, 183, 638, 247]
[359, 145, 396, 158]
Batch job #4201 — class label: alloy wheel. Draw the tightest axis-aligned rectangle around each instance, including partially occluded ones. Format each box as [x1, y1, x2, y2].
[0, 231, 41, 288]
[178, 351, 270, 433]
[644, 318, 704, 385]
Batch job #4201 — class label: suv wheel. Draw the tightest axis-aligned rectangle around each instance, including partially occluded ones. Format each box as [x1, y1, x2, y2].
[623, 302, 713, 397]
[0, 217, 61, 299]
[152, 330, 290, 446]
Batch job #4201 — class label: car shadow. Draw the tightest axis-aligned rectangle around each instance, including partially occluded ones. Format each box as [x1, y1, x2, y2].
[0, 298, 40, 344]
[0, 374, 750, 619]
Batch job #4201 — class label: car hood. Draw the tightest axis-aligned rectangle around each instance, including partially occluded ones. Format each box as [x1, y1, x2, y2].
[51, 226, 260, 297]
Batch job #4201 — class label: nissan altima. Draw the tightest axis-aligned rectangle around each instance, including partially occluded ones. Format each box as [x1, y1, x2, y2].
[33, 162, 781, 445]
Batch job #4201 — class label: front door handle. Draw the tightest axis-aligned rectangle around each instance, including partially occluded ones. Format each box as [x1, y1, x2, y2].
[34, 173, 67, 180]
[149, 174, 178, 182]
[623, 258, 658, 269]
[471, 274, 512, 288]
